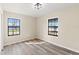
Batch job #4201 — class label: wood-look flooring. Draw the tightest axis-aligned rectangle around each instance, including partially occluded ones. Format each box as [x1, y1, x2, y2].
[0, 40, 79, 55]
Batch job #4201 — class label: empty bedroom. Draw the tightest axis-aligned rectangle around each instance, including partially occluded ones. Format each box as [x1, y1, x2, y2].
[0, 3, 79, 55]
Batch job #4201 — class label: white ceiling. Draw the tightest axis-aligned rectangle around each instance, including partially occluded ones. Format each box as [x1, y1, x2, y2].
[0, 3, 79, 17]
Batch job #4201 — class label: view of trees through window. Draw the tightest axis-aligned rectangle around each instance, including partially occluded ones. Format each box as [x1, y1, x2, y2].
[8, 18, 20, 36]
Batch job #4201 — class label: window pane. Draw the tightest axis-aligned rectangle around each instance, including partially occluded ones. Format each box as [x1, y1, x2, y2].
[9, 32, 13, 35]
[49, 27, 52, 31]
[16, 20, 20, 26]
[8, 28, 13, 35]
[8, 18, 20, 36]
[48, 22, 51, 26]
[48, 18, 58, 36]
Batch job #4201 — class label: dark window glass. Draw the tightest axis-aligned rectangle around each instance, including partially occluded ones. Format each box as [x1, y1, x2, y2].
[48, 18, 58, 36]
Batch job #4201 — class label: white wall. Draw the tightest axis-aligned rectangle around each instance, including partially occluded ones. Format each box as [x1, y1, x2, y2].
[0, 8, 4, 51]
[2, 11, 36, 46]
[36, 6, 79, 52]
[0, 9, 2, 51]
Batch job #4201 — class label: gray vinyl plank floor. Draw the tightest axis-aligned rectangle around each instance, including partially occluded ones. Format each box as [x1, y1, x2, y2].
[0, 41, 79, 55]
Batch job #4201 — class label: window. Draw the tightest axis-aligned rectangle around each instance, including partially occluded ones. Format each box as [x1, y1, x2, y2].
[8, 18, 20, 36]
[48, 18, 58, 36]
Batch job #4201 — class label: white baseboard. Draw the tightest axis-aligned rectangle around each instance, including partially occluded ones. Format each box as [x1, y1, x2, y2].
[41, 38, 79, 53]
[4, 36, 35, 46]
